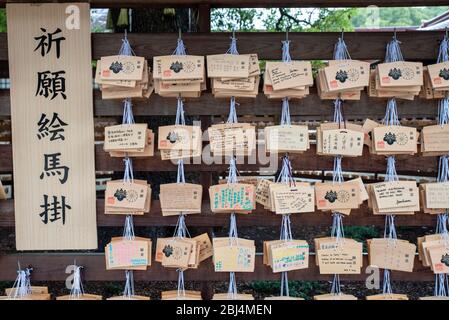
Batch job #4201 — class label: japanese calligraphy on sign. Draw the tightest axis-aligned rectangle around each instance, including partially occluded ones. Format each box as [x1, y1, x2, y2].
[7, 3, 97, 250]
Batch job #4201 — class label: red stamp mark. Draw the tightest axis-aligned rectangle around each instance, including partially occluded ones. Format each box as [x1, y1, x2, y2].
[382, 76, 390, 84]
[318, 199, 327, 207]
[102, 70, 111, 77]
[434, 78, 442, 85]
[435, 263, 444, 272]
[163, 70, 172, 77]
[377, 141, 385, 149]
[330, 80, 338, 89]
[107, 196, 115, 205]
[160, 140, 168, 148]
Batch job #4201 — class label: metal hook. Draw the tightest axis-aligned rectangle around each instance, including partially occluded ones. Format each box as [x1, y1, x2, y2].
[178, 28, 182, 40]
[393, 28, 397, 41]
[124, 29, 128, 40]
[341, 29, 344, 41]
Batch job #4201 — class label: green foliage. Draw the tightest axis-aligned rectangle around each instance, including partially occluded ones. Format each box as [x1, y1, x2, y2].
[344, 226, 379, 251]
[0, 9, 6, 32]
[251, 280, 326, 300]
[103, 282, 123, 296]
[352, 6, 449, 28]
[264, 8, 356, 32]
[211, 8, 261, 31]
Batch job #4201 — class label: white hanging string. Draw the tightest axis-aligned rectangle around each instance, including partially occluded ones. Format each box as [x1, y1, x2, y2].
[385, 32, 404, 63]
[227, 31, 239, 55]
[227, 97, 239, 124]
[280, 271, 290, 297]
[173, 29, 187, 56]
[277, 156, 295, 186]
[123, 270, 135, 298]
[381, 37, 402, 295]
[333, 32, 351, 60]
[282, 38, 292, 63]
[333, 99, 345, 127]
[175, 96, 186, 126]
[437, 30, 449, 64]
[438, 98, 449, 127]
[331, 144, 345, 295]
[118, 30, 136, 57]
[382, 154, 399, 295]
[122, 98, 135, 125]
[382, 98, 400, 126]
[70, 265, 85, 299]
[280, 98, 291, 126]
[123, 215, 135, 240]
[332, 156, 344, 184]
[9, 266, 32, 299]
[227, 154, 239, 297]
[227, 272, 238, 299]
[434, 154, 449, 296]
[227, 156, 239, 185]
[224, 29, 239, 298]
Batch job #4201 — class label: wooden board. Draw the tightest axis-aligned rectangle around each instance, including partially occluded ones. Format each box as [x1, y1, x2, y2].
[0, 200, 438, 227]
[7, 3, 97, 250]
[0, 144, 440, 175]
[0, 254, 433, 282]
[0, 31, 443, 62]
[0, 90, 440, 118]
[0, 0, 445, 8]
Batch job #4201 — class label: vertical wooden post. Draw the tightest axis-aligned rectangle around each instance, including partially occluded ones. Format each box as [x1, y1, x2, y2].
[198, 4, 211, 33]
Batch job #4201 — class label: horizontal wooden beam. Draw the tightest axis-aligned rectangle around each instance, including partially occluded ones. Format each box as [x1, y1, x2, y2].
[0, 199, 438, 227]
[0, 254, 433, 283]
[0, 31, 444, 62]
[0, 0, 446, 8]
[0, 144, 441, 175]
[0, 90, 440, 119]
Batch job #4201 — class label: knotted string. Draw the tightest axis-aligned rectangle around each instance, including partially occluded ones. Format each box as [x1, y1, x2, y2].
[225, 32, 239, 125]
[226, 32, 239, 55]
[331, 153, 345, 294]
[333, 34, 351, 60]
[175, 96, 186, 126]
[172, 30, 187, 56]
[434, 212, 449, 296]
[116, 31, 139, 301]
[9, 266, 32, 299]
[281, 38, 292, 63]
[123, 270, 135, 298]
[385, 32, 404, 63]
[332, 156, 344, 184]
[118, 30, 136, 57]
[70, 265, 85, 299]
[277, 156, 295, 186]
[122, 98, 135, 124]
[280, 98, 291, 126]
[227, 97, 239, 124]
[227, 156, 239, 185]
[434, 153, 449, 296]
[174, 94, 190, 298]
[437, 31, 449, 64]
[227, 272, 238, 299]
[438, 98, 449, 127]
[382, 155, 399, 296]
[382, 98, 400, 126]
[226, 155, 239, 297]
[280, 31, 293, 123]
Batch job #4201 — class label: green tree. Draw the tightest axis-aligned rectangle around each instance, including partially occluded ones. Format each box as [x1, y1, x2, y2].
[352, 7, 449, 28]
[263, 8, 356, 32]
[211, 8, 261, 31]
